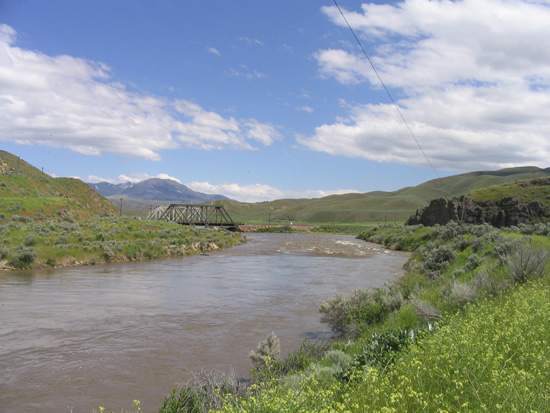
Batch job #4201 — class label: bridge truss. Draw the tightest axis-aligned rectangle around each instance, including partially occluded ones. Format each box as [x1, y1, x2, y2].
[146, 204, 236, 228]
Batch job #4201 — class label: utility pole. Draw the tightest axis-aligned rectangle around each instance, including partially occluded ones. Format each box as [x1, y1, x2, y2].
[119, 198, 123, 216]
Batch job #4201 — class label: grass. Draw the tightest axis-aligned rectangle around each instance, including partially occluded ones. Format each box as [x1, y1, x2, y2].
[0, 214, 242, 270]
[470, 177, 550, 208]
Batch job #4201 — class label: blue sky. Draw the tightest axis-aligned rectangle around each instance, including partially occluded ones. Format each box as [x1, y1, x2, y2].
[1, 0, 550, 202]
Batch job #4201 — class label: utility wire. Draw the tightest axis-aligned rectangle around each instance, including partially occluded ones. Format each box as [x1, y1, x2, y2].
[332, 0, 439, 179]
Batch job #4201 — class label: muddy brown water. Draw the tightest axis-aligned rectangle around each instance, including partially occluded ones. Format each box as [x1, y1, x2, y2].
[0, 233, 409, 412]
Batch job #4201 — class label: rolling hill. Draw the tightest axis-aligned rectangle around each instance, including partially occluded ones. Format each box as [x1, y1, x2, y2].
[214, 167, 550, 224]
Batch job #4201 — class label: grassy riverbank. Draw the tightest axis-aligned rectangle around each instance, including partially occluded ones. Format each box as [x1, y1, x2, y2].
[158, 222, 550, 412]
[0, 214, 242, 270]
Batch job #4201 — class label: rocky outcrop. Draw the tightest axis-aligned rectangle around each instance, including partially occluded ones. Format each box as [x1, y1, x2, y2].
[406, 196, 549, 227]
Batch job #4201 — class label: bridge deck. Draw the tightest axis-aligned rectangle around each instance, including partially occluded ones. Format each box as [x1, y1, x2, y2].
[146, 204, 237, 228]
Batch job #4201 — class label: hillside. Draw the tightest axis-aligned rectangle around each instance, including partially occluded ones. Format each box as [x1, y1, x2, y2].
[0, 150, 117, 220]
[215, 166, 550, 224]
[469, 177, 550, 207]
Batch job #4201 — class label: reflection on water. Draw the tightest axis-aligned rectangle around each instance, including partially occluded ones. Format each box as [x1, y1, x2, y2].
[0, 233, 409, 413]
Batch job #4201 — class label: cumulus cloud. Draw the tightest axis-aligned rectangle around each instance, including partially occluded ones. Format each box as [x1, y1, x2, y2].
[304, 0, 550, 171]
[173, 100, 279, 149]
[0, 25, 279, 159]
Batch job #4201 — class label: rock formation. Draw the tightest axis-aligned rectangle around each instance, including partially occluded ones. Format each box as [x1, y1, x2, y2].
[406, 196, 549, 227]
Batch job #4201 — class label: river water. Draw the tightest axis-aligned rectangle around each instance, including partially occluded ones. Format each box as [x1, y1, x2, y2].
[0, 233, 409, 413]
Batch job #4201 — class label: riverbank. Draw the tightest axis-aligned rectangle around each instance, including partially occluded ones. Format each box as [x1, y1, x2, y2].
[160, 222, 550, 412]
[0, 215, 243, 271]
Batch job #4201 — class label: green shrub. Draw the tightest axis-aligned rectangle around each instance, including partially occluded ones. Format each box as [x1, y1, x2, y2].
[123, 243, 141, 260]
[448, 280, 477, 305]
[421, 242, 457, 273]
[23, 234, 36, 246]
[355, 327, 421, 369]
[507, 239, 549, 283]
[322, 350, 353, 374]
[319, 289, 395, 337]
[102, 246, 115, 262]
[9, 246, 37, 269]
[250, 332, 281, 376]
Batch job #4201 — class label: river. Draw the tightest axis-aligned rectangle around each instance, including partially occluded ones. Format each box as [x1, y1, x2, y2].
[0, 233, 409, 413]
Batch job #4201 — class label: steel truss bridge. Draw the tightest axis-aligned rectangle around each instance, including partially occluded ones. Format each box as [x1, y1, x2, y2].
[146, 204, 237, 229]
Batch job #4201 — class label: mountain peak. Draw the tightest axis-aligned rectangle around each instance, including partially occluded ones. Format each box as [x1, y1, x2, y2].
[87, 178, 229, 204]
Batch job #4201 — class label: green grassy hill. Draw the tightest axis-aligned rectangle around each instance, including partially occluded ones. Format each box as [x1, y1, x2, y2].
[469, 177, 550, 208]
[0, 150, 117, 220]
[215, 167, 550, 224]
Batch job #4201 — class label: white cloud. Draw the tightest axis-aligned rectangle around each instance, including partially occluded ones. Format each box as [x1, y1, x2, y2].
[173, 100, 280, 149]
[86, 175, 115, 184]
[297, 105, 314, 113]
[0, 25, 278, 159]
[228, 65, 265, 79]
[207, 47, 221, 56]
[286, 188, 360, 199]
[186, 181, 284, 202]
[86, 172, 181, 184]
[305, 0, 550, 171]
[239, 37, 264, 47]
[315, 49, 373, 84]
[186, 181, 358, 202]
[243, 119, 281, 146]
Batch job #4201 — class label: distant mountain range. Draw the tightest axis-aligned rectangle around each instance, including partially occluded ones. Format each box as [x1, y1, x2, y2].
[87, 178, 230, 208]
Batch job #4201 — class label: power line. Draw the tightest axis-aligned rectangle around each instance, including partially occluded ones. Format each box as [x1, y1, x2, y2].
[332, 0, 439, 179]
